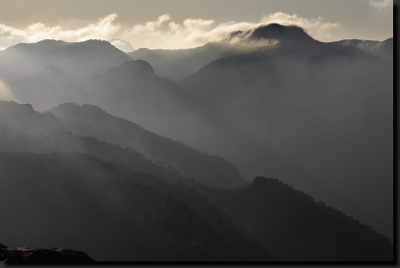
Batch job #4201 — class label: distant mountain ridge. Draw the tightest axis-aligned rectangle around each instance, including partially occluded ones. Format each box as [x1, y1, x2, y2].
[182, 26, 393, 240]
[0, 24, 393, 244]
[191, 176, 393, 261]
[227, 23, 315, 44]
[0, 39, 132, 82]
[129, 23, 391, 82]
[0, 151, 276, 261]
[45, 102, 246, 188]
[0, 100, 245, 188]
[0, 96, 394, 260]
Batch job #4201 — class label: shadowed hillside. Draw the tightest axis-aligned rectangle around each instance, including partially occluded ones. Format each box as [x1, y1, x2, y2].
[46, 102, 246, 188]
[0, 152, 276, 261]
[0, 22, 393, 261]
[190, 177, 393, 261]
[182, 24, 393, 239]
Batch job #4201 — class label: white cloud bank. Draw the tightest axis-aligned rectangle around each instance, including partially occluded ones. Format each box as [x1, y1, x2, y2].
[0, 12, 340, 50]
[369, 0, 392, 9]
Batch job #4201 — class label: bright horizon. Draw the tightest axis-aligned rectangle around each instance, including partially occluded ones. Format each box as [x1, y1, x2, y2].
[0, 0, 393, 51]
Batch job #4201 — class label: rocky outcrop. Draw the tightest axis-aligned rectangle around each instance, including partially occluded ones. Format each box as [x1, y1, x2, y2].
[0, 243, 94, 263]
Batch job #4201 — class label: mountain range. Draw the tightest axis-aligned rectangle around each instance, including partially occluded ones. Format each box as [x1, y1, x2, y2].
[0, 23, 393, 261]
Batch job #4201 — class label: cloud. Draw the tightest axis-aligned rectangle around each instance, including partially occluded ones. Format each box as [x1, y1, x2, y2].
[109, 39, 134, 52]
[0, 24, 26, 50]
[0, 12, 340, 50]
[0, 79, 15, 101]
[369, 0, 392, 9]
[259, 12, 340, 40]
[121, 12, 339, 49]
[0, 13, 121, 50]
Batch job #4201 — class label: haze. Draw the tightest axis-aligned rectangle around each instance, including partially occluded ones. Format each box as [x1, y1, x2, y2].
[0, 0, 394, 262]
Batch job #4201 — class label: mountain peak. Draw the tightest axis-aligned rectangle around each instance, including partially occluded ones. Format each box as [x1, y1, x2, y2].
[251, 24, 311, 40]
[228, 23, 315, 44]
[47, 103, 108, 119]
[107, 60, 155, 77]
[6, 39, 120, 54]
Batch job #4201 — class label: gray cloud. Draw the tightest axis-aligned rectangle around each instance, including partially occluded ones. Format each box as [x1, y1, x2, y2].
[369, 0, 392, 9]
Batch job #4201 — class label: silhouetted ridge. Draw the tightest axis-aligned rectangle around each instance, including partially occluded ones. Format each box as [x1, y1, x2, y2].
[382, 37, 393, 50]
[0, 38, 133, 85]
[0, 152, 276, 261]
[107, 60, 155, 77]
[250, 24, 313, 41]
[228, 23, 315, 44]
[46, 102, 247, 188]
[41, 65, 66, 75]
[7, 39, 117, 53]
[191, 176, 393, 261]
[5, 39, 66, 52]
[251, 176, 273, 187]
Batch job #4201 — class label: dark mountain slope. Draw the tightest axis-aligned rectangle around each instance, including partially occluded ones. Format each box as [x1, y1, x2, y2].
[46, 102, 246, 188]
[0, 100, 275, 260]
[0, 100, 187, 185]
[1, 100, 246, 188]
[191, 177, 393, 261]
[228, 23, 315, 45]
[183, 28, 393, 239]
[0, 152, 276, 261]
[332, 37, 393, 60]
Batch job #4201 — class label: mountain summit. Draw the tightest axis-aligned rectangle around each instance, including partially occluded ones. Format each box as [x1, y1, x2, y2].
[106, 60, 155, 77]
[0, 39, 132, 82]
[228, 23, 315, 44]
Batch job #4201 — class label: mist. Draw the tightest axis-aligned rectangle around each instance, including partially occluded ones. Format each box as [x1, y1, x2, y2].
[0, 79, 14, 101]
[0, 22, 393, 261]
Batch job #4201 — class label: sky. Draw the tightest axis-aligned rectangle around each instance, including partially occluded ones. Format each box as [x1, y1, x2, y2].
[0, 0, 393, 51]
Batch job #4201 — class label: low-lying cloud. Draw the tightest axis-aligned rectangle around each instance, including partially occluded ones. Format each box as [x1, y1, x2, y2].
[0, 14, 121, 50]
[0, 79, 14, 101]
[369, 0, 392, 9]
[0, 12, 340, 50]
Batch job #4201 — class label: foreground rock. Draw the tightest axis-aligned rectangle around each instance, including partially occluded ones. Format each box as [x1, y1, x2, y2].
[0, 243, 94, 263]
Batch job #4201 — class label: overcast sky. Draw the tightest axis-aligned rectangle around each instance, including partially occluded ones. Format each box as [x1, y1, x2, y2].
[0, 0, 393, 50]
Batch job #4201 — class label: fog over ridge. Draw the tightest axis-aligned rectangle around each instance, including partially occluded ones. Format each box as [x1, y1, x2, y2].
[0, 20, 394, 259]
[0, 12, 343, 51]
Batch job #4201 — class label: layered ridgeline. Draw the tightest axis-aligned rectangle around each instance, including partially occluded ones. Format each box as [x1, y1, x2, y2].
[0, 39, 132, 83]
[0, 39, 131, 111]
[0, 100, 274, 261]
[45, 102, 245, 188]
[0, 24, 393, 241]
[0, 152, 275, 261]
[0, 100, 245, 188]
[0, 40, 259, 170]
[130, 24, 394, 240]
[130, 23, 393, 82]
[128, 41, 251, 82]
[190, 177, 393, 261]
[0, 100, 393, 261]
[183, 24, 393, 239]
